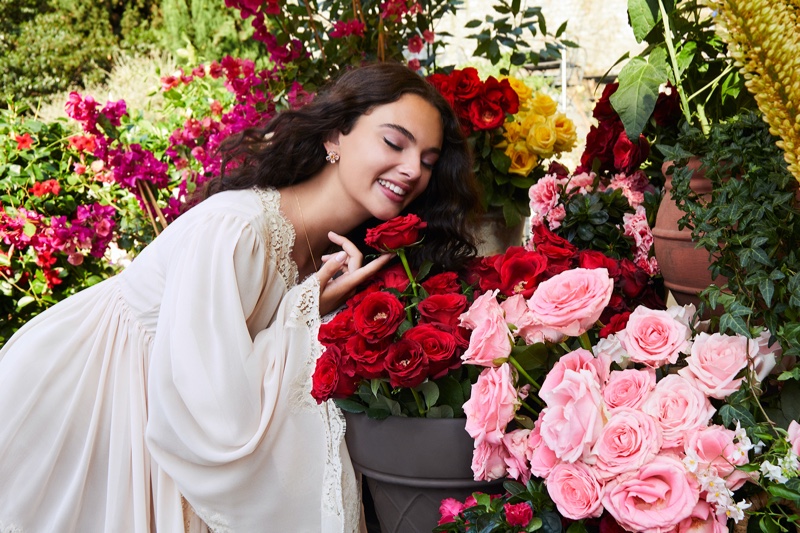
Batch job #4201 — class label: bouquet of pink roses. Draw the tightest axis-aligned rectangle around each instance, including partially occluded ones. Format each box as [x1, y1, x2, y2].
[438, 288, 793, 533]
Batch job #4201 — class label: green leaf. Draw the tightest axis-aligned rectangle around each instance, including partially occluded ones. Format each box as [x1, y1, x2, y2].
[417, 381, 440, 410]
[781, 380, 800, 422]
[609, 47, 670, 140]
[491, 149, 511, 174]
[759, 278, 775, 307]
[333, 398, 367, 413]
[767, 484, 800, 502]
[719, 313, 750, 337]
[527, 518, 543, 532]
[22, 222, 36, 237]
[627, 0, 661, 43]
[566, 522, 588, 533]
[718, 403, 756, 428]
[465, 19, 482, 28]
[16, 295, 35, 310]
[426, 405, 455, 418]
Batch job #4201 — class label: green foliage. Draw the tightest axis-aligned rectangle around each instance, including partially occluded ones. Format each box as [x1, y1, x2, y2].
[614, 0, 755, 138]
[665, 109, 800, 361]
[466, 0, 575, 76]
[0, 0, 162, 105]
[157, 0, 261, 64]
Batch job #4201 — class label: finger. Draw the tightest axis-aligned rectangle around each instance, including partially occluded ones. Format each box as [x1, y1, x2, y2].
[340, 253, 393, 288]
[315, 250, 348, 287]
[328, 231, 364, 272]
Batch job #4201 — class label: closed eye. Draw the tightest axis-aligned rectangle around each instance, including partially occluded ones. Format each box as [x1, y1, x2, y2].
[384, 138, 402, 151]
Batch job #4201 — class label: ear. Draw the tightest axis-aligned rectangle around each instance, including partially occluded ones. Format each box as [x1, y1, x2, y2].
[323, 130, 341, 153]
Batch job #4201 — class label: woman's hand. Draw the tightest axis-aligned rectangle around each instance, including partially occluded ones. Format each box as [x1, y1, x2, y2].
[315, 231, 392, 316]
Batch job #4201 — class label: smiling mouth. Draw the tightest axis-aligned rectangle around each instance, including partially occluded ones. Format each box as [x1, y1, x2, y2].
[378, 179, 407, 197]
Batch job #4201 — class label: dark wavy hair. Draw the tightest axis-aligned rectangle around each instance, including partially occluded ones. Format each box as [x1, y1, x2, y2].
[205, 61, 481, 271]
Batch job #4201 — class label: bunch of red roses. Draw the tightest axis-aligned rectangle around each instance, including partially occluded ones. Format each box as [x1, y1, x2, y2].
[310, 214, 476, 418]
[579, 82, 679, 176]
[427, 67, 520, 134]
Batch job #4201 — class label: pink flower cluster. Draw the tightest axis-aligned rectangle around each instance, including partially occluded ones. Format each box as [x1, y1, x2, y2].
[330, 19, 366, 38]
[380, 0, 422, 20]
[1, 203, 116, 287]
[465, 300, 779, 532]
[65, 92, 127, 136]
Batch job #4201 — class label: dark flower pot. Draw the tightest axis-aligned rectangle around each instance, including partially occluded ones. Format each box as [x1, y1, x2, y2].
[344, 412, 504, 533]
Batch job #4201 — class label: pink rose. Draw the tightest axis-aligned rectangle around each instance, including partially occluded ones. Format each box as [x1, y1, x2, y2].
[471, 441, 509, 481]
[539, 369, 604, 462]
[642, 375, 715, 449]
[528, 173, 561, 219]
[685, 425, 750, 490]
[678, 332, 753, 399]
[752, 329, 780, 382]
[438, 498, 465, 525]
[603, 368, 656, 411]
[502, 429, 532, 482]
[546, 462, 604, 520]
[789, 421, 800, 457]
[500, 293, 536, 338]
[460, 290, 514, 366]
[464, 364, 519, 445]
[540, 349, 610, 400]
[602, 455, 699, 533]
[673, 500, 728, 533]
[527, 423, 560, 478]
[592, 408, 662, 479]
[617, 306, 691, 367]
[527, 267, 615, 340]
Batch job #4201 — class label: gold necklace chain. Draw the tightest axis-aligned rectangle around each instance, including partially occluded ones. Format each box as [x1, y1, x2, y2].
[292, 186, 319, 272]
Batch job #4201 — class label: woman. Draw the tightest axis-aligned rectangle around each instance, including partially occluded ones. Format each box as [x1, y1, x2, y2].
[0, 62, 480, 532]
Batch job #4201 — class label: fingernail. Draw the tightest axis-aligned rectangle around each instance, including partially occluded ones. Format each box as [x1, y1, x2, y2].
[335, 251, 347, 262]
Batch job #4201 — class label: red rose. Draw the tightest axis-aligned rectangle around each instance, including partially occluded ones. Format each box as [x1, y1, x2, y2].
[616, 258, 649, 299]
[452, 67, 482, 102]
[612, 131, 650, 173]
[311, 348, 339, 403]
[384, 338, 429, 388]
[466, 255, 502, 293]
[371, 263, 410, 293]
[365, 213, 427, 251]
[530, 225, 577, 275]
[593, 82, 619, 122]
[578, 250, 621, 277]
[504, 502, 533, 527]
[467, 97, 505, 131]
[600, 311, 631, 338]
[427, 73, 455, 107]
[579, 119, 624, 173]
[403, 324, 458, 378]
[346, 283, 381, 307]
[353, 291, 406, 342]
[653, 84, 680, 128]
[498, 249, 548, 298]
[346, 335, 391, 379]
[484, 76, 520, 115]
[418, 293, 468, 328]
[421, 271, 461, 295]
[319, 308, 355, 346]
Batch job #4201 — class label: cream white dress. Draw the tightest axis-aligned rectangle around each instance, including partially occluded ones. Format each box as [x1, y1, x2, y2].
[0, 188, 361, 533]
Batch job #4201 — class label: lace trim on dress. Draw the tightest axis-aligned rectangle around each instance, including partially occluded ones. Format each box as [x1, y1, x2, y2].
[254, 187, 298, 288]
[192, 504, 230, 533]
[0, 522, 22, 533]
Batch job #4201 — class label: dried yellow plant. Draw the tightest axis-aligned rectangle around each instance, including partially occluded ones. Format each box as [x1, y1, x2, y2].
[707, 0, 800, 184]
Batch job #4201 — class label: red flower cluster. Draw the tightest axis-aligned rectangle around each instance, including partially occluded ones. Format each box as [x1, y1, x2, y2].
[311, 265, 471, 402]
[30, 179, 61, 198]
[311, 215, 472, 404]
[427, 68, 520, 134]
[330, 19, 366, 38]
[468, 225, 663, 323]
[578, 82, 678, 175]
[15, 133, 33, 151]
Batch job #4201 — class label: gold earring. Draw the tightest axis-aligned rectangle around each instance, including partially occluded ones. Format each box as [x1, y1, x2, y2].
[325, 150, 340, 164]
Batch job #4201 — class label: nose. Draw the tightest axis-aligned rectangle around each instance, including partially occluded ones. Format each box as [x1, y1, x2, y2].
[398, 151, 422, 181]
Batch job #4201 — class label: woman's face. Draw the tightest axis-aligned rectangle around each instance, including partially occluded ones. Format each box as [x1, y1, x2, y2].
[328, 93, 444, 221]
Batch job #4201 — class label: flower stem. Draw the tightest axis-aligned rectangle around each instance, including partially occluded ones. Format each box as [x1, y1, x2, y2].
[518, 398, 541, 416]
[658, 0, 693, 127]
[410, 387, 426, 416]
[579, 331, 592, 350]
[397, 249, 418, 298]
[508, 355, 542, 394]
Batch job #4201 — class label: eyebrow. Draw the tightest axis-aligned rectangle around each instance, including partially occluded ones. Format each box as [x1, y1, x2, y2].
[380, 123, 441, 154]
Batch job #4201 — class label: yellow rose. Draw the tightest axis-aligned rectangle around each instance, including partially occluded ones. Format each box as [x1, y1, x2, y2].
[503, 76, 533, 104]
[529, 93, 558, 117]
[553, 113, 578, 153]
[527, 118, 557, 157]
[502, 120, 524, 144]
[505, 141, 539, 176]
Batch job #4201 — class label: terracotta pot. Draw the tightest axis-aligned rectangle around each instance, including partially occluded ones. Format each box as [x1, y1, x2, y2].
[344, 413, 504, 533]
[652, 159, 726, 312]
[474, 208, 526, 256]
